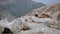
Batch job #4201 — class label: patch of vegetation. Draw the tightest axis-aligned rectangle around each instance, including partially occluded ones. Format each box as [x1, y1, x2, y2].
[2, 28, 14, 34]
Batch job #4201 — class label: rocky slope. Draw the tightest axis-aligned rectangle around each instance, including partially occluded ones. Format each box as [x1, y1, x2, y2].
[0, 3, 60, 34]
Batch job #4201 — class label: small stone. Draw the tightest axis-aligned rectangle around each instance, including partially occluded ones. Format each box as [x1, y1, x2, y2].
[21, 24, 30, 31]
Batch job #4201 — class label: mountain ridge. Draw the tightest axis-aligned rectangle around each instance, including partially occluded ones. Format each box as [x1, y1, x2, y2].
[0, 0, 45, 17]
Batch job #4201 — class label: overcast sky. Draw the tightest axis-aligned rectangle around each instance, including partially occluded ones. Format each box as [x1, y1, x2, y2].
[32, 0, 60, 5]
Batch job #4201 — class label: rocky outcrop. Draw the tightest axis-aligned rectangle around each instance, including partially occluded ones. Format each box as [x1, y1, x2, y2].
[0, 3, 60, 34]
[27, 3, 60, 29]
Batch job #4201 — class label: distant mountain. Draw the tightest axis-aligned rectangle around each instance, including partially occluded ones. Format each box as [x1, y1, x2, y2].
[0, 7, 16, 22]
[32, 1, 46, 10]
[0, 0, 45, 17]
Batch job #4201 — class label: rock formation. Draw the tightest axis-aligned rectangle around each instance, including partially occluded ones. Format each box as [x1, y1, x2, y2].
[0, 3, 60, 34]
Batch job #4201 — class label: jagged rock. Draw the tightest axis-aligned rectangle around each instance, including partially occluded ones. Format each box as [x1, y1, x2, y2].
[27, 3, 60, 29]
[8, 15, 60, 34]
